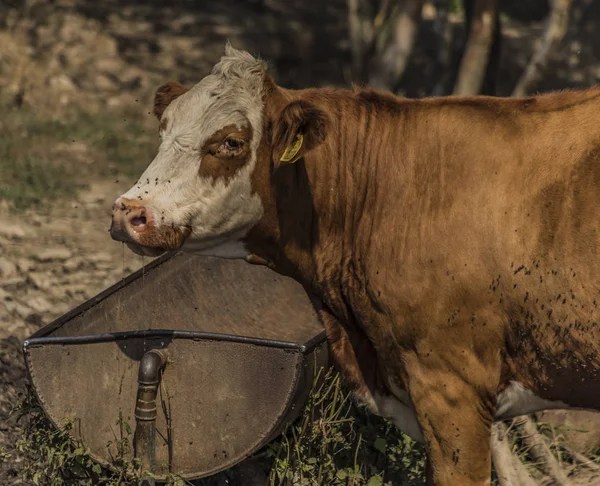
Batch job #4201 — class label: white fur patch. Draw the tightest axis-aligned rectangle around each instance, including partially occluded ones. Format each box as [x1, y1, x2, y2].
[117, 44, 267, 257]
[373, 392, 425, 443]
[368, 378, 424, 443]
[495, 381, 570, 420]
[373, 380, 571, 443]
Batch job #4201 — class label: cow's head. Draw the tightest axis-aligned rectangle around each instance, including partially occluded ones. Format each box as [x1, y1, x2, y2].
[109, 44, 328, 260]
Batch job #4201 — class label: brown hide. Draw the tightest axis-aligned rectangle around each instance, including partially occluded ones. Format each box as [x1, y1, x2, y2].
[242, 83, 600, 486]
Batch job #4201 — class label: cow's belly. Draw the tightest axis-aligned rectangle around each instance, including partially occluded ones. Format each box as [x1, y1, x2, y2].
[373, 382, 570, 443]
[495, 381, 571, 420]
[371, 381, 572, 444]
[372, 381, 425, 443]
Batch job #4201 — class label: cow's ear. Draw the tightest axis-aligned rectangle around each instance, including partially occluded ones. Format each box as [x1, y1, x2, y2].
[153, 81, 189, 120]
[272, 100, 329, 169]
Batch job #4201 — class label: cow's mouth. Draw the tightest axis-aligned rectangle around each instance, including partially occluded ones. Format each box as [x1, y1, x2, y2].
[125, 242, 167, 258]
[134, 225, 191, 256]
[111, 220, 192, 258]
[131, 216, 147, 227]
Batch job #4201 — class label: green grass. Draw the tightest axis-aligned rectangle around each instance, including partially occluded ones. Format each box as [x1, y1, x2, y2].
[2, 366, 425, 486]
[11, 362, 599, 485]
[0, 99, 156, 211]
[4, 388, 140, 485]
[264, 366, 425, 486]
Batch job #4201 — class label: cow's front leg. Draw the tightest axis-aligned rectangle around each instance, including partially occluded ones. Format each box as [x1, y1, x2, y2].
[405, 359, 496, 486]
[317, 305, 383, 409]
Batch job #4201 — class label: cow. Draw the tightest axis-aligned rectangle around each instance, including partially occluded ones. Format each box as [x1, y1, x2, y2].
[109, 44, 600, 485]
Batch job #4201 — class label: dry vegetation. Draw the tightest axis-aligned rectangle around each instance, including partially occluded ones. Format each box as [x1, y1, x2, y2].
[5, 364, 600, 485]
[2, 367, 427, 486]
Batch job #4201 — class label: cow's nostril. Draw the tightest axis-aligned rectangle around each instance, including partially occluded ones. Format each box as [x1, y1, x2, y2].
[131, 216, 147, 227]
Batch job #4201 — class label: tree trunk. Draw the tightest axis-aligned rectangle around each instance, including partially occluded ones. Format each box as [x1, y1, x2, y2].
[431, 0, 455, 96]
[453, 0, 500, 96]
[512, 0, 571, 97]
[347, 0, 376, 83]
[367, 0, 424, 91]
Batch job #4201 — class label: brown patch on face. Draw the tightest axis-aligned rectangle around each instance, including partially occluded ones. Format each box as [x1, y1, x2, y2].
[159, 117, 168, 133]
[199, 124, 253, 183]
[153, 81, 189, 120]
[136, 223, 192, 251]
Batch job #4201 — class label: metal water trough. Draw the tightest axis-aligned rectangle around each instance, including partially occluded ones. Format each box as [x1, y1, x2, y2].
[23, 252, 329, 483]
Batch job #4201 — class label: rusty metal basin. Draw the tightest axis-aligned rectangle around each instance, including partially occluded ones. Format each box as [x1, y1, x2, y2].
[23, 252, 328, 482]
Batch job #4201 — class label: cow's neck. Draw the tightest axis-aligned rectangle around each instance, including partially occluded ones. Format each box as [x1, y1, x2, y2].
[256, 89, 402, 322]
[264, 89, 410, 408]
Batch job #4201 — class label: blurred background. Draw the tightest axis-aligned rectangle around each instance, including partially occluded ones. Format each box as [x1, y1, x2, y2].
[1, 0, 600, 484]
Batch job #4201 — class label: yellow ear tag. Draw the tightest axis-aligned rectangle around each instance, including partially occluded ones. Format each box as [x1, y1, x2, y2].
[279, 134, 304, 164]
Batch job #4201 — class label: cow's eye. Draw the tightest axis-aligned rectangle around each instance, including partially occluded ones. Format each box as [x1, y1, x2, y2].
[216, 138, 245, 156]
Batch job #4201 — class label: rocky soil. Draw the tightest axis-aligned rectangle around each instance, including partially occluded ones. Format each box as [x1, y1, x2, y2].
[0, 180, 148, 344]
[0, 180, 150, 482]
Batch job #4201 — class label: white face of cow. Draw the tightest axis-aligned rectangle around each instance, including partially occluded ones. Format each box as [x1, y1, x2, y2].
[109, 45, 267, 258]
[111, 44, 329, 261]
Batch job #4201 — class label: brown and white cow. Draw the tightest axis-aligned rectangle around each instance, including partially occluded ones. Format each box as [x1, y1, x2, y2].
[110, 44, 600, 485]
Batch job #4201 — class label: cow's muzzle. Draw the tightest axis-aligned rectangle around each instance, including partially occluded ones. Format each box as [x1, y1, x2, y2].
[110, 198, 152, 242]
[110, 197, 190, 255]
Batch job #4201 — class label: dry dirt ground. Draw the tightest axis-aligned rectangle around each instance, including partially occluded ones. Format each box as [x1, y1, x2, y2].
[0, 181, 151, 482]
[0, 181, 149, 342]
